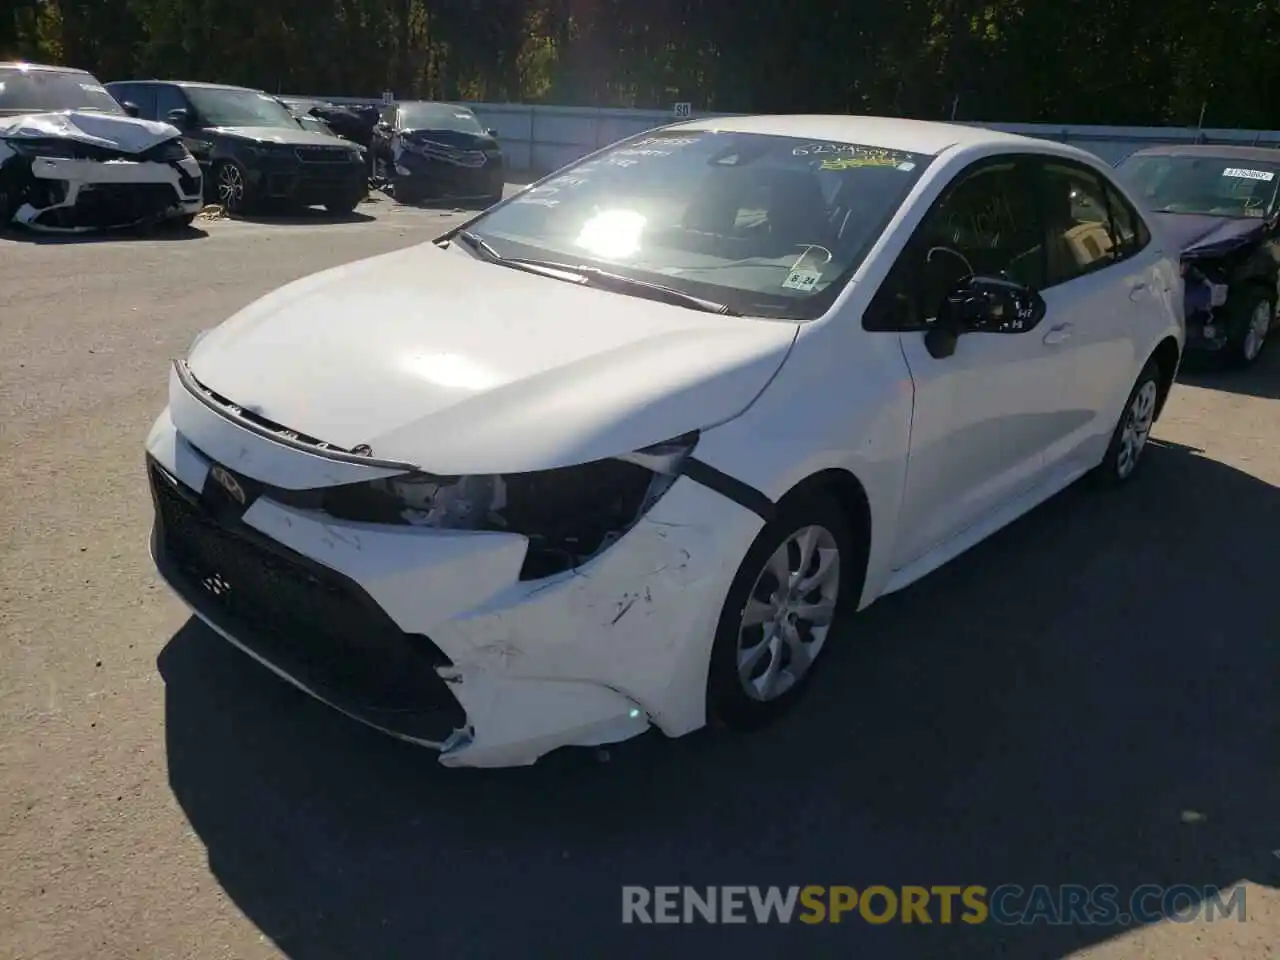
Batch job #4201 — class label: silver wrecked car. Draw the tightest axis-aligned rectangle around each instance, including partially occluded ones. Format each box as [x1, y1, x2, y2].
[0, 61, 203, 231]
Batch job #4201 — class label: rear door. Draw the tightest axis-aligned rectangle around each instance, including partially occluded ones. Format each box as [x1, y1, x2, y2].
[1031, 157, 1165, 472]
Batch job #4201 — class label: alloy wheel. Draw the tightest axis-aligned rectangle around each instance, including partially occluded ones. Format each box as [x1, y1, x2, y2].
[217, 164, 245, 210]
[1242, 299, 1272, 363]
[736, 525, 841, 702]
[1115, 380, 1158, 480]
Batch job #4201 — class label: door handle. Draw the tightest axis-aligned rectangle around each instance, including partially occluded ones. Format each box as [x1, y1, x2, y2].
[1043, 322, 1073, 345]
[1129, 281, 1148, 301]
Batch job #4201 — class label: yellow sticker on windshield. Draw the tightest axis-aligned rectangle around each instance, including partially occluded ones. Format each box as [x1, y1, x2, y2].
[819, 156, 913, 171]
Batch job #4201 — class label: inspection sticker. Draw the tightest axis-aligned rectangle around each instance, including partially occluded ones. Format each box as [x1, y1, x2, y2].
[1222, 167, 1275, 181]
[782, 267, 822, 292]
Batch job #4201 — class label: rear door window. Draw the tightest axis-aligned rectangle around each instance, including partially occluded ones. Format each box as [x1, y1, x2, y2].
[1037, 160, 1120, 287]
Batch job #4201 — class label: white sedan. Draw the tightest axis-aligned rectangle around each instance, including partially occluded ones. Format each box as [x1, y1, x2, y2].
[144, 114, 1183, 767]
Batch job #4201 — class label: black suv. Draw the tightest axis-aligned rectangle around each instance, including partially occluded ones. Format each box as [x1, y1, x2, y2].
[105, 80, 367, 215]
[369, 100, 504, 206]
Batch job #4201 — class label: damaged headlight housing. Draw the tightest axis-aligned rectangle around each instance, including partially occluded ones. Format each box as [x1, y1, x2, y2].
[284, 432, 700, 580]
[5, 138, 80, 159]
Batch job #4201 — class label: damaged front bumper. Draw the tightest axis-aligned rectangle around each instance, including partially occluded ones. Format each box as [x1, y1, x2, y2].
[144, 376, 762, 768]
[3, 149, 203, 231]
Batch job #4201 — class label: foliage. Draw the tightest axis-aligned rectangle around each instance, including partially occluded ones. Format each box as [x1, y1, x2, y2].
[3, 0, 1278, 127]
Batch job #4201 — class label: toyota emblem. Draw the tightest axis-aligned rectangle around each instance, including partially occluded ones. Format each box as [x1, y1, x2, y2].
[210, 465, 246, 505]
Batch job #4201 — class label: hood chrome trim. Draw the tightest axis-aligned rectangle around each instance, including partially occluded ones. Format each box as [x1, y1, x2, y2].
[173, 359, 419, 471]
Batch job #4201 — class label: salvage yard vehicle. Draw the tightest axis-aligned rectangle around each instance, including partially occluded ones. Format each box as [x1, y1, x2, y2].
[0, 62, 203, 231]
[145, 115, 1183, 768]
[104, 79, 367, 215]
[1116, 144, 1280, 366]
[368, 100, 504, 206]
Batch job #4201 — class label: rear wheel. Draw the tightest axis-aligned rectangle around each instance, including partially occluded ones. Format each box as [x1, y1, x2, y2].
[1093, 359, 1162, 486]
[166, 213, 197, 229]
[707, 491, 859, 729]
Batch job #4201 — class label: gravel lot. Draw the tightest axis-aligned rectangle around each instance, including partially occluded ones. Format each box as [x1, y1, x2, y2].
[1, 192, 1277, 960]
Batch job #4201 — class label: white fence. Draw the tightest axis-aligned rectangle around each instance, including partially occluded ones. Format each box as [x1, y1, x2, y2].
[295, 96, 1280, 173]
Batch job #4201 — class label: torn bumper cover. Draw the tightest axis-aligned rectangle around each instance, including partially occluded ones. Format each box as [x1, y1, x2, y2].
[145, 365, 767, 768]
[0, 112, 203, 231]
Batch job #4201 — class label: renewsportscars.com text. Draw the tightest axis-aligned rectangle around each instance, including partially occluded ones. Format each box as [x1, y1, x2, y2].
[621, 884, 1247, 925]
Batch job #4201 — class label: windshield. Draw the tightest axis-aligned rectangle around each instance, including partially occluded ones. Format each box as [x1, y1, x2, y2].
[1117, 154, 1280, 218]
[296, 115, 335, 136]
[398, 102, 485, 134]
[0, 67, 123, 115]
[465, 130, 930, 319]
[184, 87, 298, 129]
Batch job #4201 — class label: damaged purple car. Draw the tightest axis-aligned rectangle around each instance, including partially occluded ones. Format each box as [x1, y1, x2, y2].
[1116, 144, 1280, 366]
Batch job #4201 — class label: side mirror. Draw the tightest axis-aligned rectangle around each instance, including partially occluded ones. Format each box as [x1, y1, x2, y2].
[121, 101, 140, 118]
[166, 108, 191, 128]
[925, 275, 1046, 359]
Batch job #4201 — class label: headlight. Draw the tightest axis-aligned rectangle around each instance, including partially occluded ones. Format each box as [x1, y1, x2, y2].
[148, 139, 191, 161]
[281, 432, 700, 580]
[6, 138, 78, 159]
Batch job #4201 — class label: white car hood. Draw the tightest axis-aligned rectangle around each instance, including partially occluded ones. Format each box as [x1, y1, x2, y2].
[187, 243, 800, 475]
[0, 110, 181, 153]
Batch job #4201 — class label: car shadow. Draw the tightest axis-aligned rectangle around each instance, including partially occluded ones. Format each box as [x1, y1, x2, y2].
[158, 438, 1279, 959]
[1179, 344, 1280, 400]
[1, 222, 208, 244]
[227, 205, 377, 226]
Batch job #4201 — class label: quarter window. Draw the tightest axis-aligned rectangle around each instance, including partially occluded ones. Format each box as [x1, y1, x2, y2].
[1101, 181, 1151, 260]
[1040, 162, 1119, 286]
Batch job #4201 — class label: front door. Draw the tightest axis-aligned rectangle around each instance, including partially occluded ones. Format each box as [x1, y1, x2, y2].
[871, 156, 1077, 569]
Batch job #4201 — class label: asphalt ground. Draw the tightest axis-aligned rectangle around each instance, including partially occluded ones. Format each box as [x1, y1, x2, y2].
[1, 191, 1277, 960]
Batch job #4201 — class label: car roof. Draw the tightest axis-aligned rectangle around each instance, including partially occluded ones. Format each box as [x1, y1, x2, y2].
[670, 114, 1051, 158]
[1122, 143, 1280, 164]
[107, 79, 265, 94]
[396, 100, 473, 110]
[0, 61, 94, 75]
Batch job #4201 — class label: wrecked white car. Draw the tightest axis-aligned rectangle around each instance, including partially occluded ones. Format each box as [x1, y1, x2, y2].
[0, 62, 203, 231]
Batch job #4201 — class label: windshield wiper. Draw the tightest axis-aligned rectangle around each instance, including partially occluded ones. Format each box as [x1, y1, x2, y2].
[451, 231, 740, 315]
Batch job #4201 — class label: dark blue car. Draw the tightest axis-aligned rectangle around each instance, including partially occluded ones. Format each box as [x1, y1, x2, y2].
[1115, 144, 1280, 366]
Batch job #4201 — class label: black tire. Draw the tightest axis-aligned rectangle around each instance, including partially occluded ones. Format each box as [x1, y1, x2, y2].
[394, 182, 422, 205]
[166, 213, 197, 229]
[707, 490, 861, 730]
[1225, 286, 1273, 368]
[213, 160, 253, 215]
[482, 191, 505, 208]
[325, 193, 363, 215]
[1092, 358, 1163, 487]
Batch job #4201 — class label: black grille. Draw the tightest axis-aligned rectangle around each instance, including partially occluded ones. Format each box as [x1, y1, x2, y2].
[35, 181, 179, 229]
[296, 145, 355, 163]
[149, 460, 466, 741]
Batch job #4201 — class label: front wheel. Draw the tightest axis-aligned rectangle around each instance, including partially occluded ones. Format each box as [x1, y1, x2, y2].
[1229, 289, 1273, 367]
[707, 491, 858, 730]
[325, 193, 363, 215]
[214, 161, 252, 215]
[1093, 359, 1162, 486]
